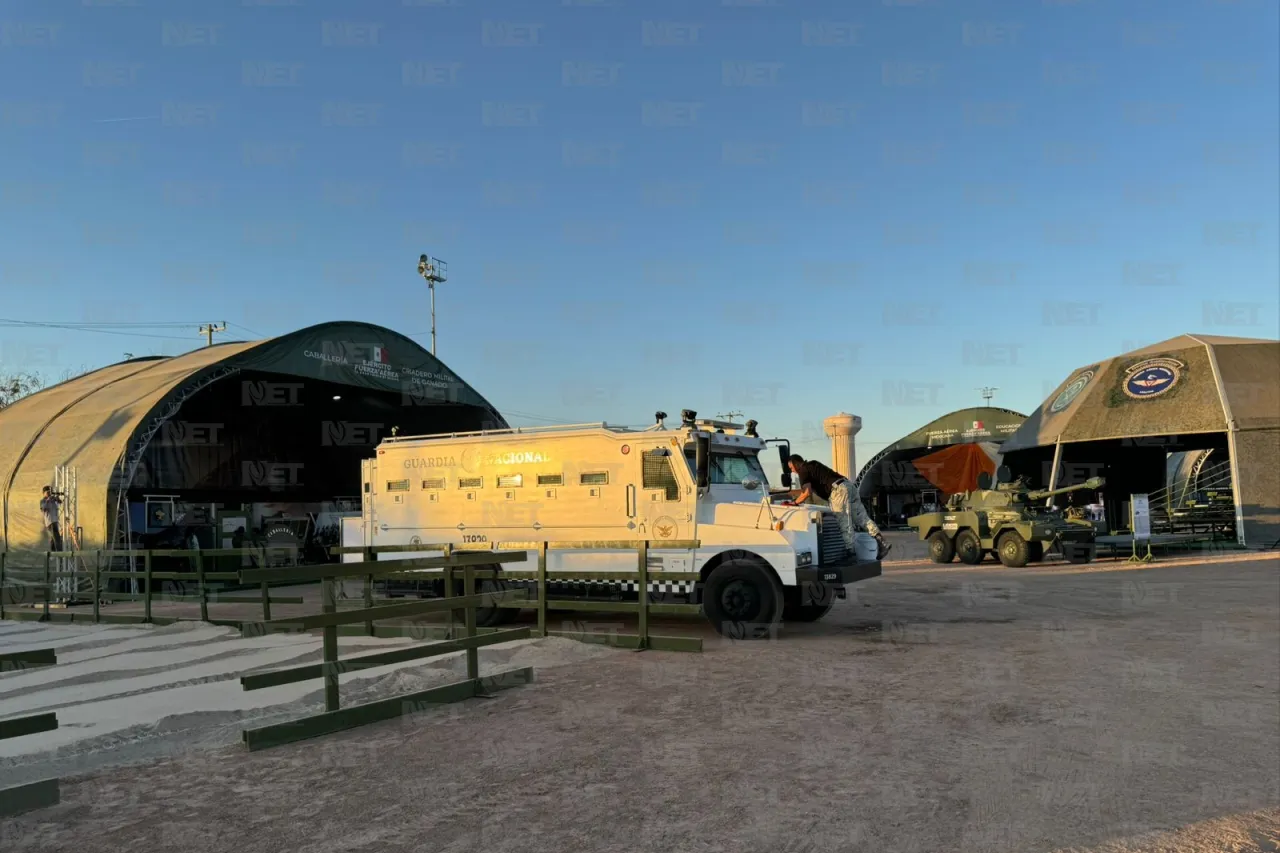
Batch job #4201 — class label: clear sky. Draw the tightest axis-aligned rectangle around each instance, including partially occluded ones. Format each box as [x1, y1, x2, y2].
[2, 0, 1277, 466]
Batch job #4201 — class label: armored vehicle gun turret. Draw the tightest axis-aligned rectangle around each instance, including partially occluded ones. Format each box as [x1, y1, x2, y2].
[908, 467, 1105, 567]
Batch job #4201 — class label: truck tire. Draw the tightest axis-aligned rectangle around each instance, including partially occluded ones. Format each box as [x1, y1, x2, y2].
[997, 531, 1031, 568]
[1028, 541, 1045, 563]
[702, 559, 783, 639]
[1064, 542, 1096, 564]
[927, 531, 956, 563]
[955, 530, 984, 565]
[463, 575, 518, 627]
[782, 586, 836, 622]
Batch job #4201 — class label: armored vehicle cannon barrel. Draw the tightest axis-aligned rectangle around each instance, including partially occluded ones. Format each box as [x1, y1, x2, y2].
[1026, 476, 1106, 502]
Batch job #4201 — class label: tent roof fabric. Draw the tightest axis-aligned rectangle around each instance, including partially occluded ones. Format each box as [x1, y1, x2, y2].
[872, 406, 1025, 456]
[853, 407, 1026, 490]
[1001, 334, 1280, 453]
[1, 322, 504, 555]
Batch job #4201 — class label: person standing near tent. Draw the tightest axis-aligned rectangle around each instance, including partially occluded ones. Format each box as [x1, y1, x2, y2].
[786, 455, 891, 560]
[40, 485, 63, 552]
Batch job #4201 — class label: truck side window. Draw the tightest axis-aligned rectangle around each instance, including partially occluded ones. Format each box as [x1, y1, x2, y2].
[643, 450, 680, 501]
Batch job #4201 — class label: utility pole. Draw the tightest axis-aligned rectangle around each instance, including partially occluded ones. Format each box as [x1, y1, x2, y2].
[417, 254, 448, 357]
[716, 411, 745, 422]
[977, 386, 998, 406]
[198, 322, 227, 347]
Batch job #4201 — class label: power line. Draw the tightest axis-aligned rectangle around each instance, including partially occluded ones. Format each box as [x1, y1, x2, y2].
[0, 318, 210, 341]
[226, 322, 265, 338]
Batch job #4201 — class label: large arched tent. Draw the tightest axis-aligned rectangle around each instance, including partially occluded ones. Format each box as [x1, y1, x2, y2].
[0, 322, 506, 566]
[853, 407, 1027, 525]
[1000, 334, 1279, 546]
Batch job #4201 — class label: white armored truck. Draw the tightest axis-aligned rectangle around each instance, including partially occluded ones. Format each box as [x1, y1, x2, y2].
[345, 410, 882, 636]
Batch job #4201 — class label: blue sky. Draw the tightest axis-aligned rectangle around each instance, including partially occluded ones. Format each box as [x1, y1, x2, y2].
[2, 0, 1277, 464]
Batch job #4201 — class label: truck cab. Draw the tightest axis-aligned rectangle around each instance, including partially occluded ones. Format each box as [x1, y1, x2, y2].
[348, 409, 882, 636]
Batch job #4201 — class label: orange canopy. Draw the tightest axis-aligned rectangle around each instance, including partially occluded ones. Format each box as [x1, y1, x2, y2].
[912, 443, 998, 495]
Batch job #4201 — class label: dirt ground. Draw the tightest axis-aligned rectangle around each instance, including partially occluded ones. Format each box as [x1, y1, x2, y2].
[3, 549, 1278, 853]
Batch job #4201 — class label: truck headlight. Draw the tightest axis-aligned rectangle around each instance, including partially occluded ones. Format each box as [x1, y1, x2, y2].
[796, 550, 813, 567]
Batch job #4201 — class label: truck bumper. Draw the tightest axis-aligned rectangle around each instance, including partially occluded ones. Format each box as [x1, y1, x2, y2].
[796, 559, 882, 587]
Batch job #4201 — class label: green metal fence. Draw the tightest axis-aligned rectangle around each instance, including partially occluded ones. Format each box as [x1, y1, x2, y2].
[0, 648, 60, 817]
[233, 552, 536, 751]
[330, 539, 705, 653]
[0, 547, 305, 626]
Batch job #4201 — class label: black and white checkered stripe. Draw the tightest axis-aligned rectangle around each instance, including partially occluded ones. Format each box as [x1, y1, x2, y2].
[509, 579, 697, 596]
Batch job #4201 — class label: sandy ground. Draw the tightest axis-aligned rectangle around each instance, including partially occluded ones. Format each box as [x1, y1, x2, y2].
[2, 549, 1278, 853]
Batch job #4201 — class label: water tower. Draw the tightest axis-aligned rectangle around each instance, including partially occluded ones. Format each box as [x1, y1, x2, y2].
[823, 413, 862, 479]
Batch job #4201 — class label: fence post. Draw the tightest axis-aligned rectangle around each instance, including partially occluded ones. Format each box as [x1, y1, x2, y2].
[637, 541, 649, 650]
[363, 546, 374, 637]
[92, 551, 101, 623]
[463, 564, 478, 682]
[537, 542, 548, 638]
[258, 547, 271, 622]
[321, 572, 339, 712]
[194, 547, 208, 622]
[443, 564, 455, 639]
[143, 551, 153, 623]
[42, 551, 51, 621]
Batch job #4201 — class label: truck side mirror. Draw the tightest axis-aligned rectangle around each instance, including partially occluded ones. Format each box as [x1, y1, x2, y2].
[695, 434, 710, 490]
[777, 443, 792, 488]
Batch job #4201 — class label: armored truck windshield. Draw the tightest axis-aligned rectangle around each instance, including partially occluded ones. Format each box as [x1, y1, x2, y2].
[683, 448, 769, 485]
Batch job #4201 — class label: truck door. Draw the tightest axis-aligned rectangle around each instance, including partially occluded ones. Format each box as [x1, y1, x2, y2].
[636, 446, 688, 544]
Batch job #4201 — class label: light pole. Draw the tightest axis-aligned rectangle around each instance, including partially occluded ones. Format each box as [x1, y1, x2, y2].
[977, 386, 998, 406]
[417, 254, 447, 356]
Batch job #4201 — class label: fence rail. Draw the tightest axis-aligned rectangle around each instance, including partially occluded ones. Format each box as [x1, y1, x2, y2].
[233, 554, 535, 751]
[0, 547, 304, 625]
[333, 539, 704, 653]
[0, 649, 61, 817]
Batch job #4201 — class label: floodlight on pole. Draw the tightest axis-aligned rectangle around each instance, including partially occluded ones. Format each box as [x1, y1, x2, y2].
[978, 386, 998, 405]
[417, 254, 447, 356]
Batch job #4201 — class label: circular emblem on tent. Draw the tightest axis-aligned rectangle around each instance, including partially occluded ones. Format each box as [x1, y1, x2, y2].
[409, 535, 422, 546]
[1050, 369, 1095, 413]
[652, 516, 678, 540]
[1124, 358, 1184, 400]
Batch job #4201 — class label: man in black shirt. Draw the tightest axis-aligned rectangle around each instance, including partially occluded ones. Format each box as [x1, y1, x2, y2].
[787, 455, 890, 559]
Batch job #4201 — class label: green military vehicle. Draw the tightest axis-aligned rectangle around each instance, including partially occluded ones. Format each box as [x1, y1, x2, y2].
[908, 468, 1105, 567]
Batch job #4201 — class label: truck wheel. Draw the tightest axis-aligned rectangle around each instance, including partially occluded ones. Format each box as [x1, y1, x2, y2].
[955, 530, 984, 565]
[702, 560, 783, 638]
[927, 532, 956, 563]
[997, 531, 1031, 568]
[782, 586, 836, 622]
[1028, 542, 1045, 563]
[1064, 543, 1096, 564]
[462, 575, 518, 627]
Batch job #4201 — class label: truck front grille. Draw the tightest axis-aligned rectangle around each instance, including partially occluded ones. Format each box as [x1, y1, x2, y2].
[817, 513, 850, 565]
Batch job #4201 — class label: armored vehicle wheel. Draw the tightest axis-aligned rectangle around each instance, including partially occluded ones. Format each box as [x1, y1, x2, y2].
[927, 531, 956, 564]
[782, 585, 836, 622]
[1064, 543, 1096, 564]
[955, 530, 984, 565]
[997, 531, 1031, 568]
[1028, 542, 1045, 563]
[703, 559, 783, 638]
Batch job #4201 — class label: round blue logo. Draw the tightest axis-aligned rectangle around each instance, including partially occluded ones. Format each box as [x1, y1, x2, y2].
[1050, 369, 1095, 413]
[1123, 358, 1184, 400]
